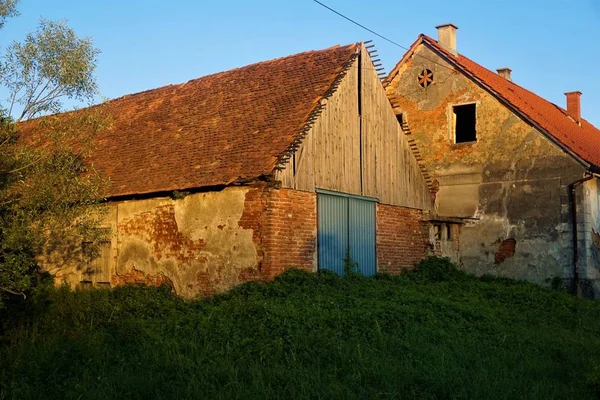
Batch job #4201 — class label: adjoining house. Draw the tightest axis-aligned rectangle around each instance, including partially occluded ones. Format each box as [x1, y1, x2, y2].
[385, 24, 600, 298]
[22, 43, 439, 297]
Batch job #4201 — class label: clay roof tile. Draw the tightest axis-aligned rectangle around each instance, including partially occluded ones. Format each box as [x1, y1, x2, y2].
[19, 43, 359, 198]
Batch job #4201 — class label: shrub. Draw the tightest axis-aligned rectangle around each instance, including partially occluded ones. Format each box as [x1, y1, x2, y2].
[403, 256, 470, 283]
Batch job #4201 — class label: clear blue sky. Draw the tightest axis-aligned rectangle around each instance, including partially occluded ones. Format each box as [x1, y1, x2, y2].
[2, 0, 599, 126]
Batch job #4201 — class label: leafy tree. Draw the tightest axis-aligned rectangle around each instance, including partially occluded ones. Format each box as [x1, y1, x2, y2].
[0, 0, 17, 29]
[0, 1, 107, 303]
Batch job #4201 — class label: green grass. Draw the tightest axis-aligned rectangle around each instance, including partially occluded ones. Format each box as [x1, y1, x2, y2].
[1, 257, 600, 399]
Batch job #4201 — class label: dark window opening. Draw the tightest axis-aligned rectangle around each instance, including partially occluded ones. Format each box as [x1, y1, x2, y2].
[396, 113, 403, 126]
[453, 104, 476, 143]
[433, 223, 456, 242]
[433, 224, 442, 241]
[396, 113, 406, 133]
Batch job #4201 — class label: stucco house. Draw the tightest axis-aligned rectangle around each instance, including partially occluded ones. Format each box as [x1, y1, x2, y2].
[25, 42, 441, 297]
[384, 24, 600, 297]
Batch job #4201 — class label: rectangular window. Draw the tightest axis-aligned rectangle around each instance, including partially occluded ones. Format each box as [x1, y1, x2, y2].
[433, 223, 455, 241]
[433, 224, 442, 241]
[453, 103, 476, 143]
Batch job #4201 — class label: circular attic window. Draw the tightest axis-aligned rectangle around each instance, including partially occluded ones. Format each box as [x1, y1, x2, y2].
[418, 69, 434, 88]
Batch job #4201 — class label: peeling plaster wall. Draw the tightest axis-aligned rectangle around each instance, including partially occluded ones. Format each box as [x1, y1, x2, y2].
[580, 179, 600, 298]
[114, 188, 260, 297]
[427, 222, 461, 263]
[42, 206, 119, 288]
[43, 185, 318, 298]
[386, 44, 586, 286]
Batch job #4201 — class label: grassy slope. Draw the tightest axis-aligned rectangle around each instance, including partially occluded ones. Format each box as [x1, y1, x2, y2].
[1, 259, 600, 399]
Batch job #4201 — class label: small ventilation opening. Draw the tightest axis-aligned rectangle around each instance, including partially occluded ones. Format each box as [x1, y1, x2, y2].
[396, 113, 403, 126]
[453, 104, 476, 143]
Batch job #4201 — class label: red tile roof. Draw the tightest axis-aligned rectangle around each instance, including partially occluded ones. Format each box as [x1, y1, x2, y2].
[19, 44, 359, 198]
[386, 34, 600, 170]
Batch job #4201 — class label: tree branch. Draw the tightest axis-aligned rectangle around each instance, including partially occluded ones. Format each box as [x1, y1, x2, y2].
[19, 77, 54, 121]
[22, 84, 65, 119]
[7, 85, 20, 118]
[0, 135, 12, 148]
[0, 286, 26, 299]
[19, 75, 49, 119]
[7, 154, 47, 174]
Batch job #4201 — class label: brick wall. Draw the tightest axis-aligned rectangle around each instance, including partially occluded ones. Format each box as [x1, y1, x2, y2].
[110, 185, 317, 297]
[376, 203, 426, 274]
[238, 186, 269, 281]
[261, 188, 317, 278]
[83, 185, 431, 296]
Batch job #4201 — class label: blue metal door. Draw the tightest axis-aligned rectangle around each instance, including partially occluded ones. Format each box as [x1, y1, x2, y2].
[349, 198, 376, 276]
[317, 191, 376, 276]
[317, 193, 348, 275]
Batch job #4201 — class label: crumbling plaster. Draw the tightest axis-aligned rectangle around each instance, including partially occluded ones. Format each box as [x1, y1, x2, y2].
[47, 187, 262, 298]
[580, 179, 600, 297]
[387, 45, 586, 285]
[115, 188, 259, 297]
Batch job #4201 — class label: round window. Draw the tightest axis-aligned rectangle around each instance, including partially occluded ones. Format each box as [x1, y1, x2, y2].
[418, 69, 434, 88]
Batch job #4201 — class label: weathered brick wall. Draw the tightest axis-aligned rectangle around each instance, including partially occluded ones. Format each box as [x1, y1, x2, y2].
[48, 185, 434, 296]
[237, 186, 269, 282]
[261, 189, 317, 278]
[106, 185, 317, 297]
[114, 188, 262, 298]
[376, 204, 426, 274]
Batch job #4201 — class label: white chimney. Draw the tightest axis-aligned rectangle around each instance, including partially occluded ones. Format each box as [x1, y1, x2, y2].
[436, 23, 458, 55]
[496, 68, 512, 81]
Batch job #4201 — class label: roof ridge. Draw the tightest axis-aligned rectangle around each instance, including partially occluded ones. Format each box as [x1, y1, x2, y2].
[20, 43, 359, 125]
[108, 43, 359, 104]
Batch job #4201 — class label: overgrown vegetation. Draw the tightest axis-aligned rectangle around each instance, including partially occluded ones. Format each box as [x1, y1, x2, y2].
[0, 0, 107, 304]
[1, 257, 599, 399]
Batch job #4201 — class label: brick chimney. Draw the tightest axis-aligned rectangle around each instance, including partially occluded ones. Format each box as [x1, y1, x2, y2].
[436, 23, 458, 55]
[565, 91, 582, 124]
[496, 68, 512, 81]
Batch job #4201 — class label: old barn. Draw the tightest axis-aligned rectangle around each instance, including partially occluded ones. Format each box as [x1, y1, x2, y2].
[25, 43, 437, 297]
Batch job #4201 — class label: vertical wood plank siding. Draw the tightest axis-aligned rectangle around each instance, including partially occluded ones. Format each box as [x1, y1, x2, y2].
[275, 45, 432, 210]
